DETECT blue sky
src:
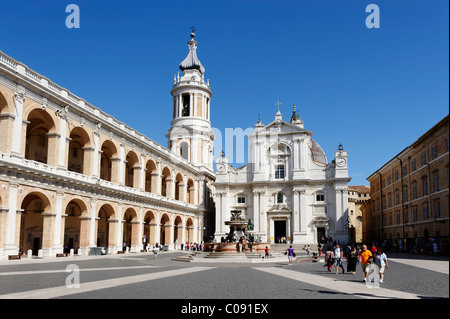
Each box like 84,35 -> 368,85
1,0 -> 448,186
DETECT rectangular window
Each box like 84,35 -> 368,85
432,145 -> 438,160
395,170 -> 399,181
433,175 -> 439,193
396,213 -> 400,225
412,159 -> 416,171
316,194 -> 325,202
446,137 -> 449,153
422,180 -> 428,196
412,184 -> 417,199
421,153 -> 426,166
413,207 -> 418,222
237,196 -> 245,204
275,165 -> 285,179
423,204 -> 428,220
395,193 -> 400,205
403,165 -> 407,176
434,201 -> 440,218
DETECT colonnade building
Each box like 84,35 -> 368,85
0,32 -> 215,259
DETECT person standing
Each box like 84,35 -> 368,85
318,243 -> 322,257
286,245 -> 295,265
359,245 -> 373,282
334,244 -> 345,274
325,248 -> 335,272
373,248 -> 389,283
346,245 -> 358,275
265,246 -> 270,259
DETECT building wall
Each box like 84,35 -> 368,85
365,115 -> 449,251
0,50 -> 215,259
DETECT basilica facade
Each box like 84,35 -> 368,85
214,107 -> 351,245
0,32 -> 215,259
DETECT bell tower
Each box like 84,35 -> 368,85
167,30 -> 214,169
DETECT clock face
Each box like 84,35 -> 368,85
336,157 -> 346,167
217,164 -> 225,173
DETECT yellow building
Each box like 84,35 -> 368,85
0,33 -> 215,259
365,115 -> 449,253
348,185 -> 370,244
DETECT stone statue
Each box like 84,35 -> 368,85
247,218 -> 254,231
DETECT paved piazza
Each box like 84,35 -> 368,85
0,250 -> 447,303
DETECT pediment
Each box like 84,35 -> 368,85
253,120 -> 312,136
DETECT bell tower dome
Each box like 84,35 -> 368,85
167,30 -> 214,169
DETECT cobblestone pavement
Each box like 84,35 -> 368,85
0,251 -> 448,301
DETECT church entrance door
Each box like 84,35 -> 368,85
274,220 -> 287,243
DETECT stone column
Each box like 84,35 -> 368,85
118,143 -> 125,185
11,91 -> 25,158
91,128 -> 100,178
110,157 -> 121,183
132,165 -> 141,189
42,212 -> 56,257
4,182 -> 19,255
53,191 -> 64,254
46,132 -> 61,167
57,107 -> 69,170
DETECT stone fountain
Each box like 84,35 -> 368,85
204,210 -> 270,254
224,210 -> 248,242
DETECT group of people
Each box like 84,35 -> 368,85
324,243 -> 389,283
181,242 -> 203,252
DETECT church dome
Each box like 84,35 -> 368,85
310,139 -> 327,166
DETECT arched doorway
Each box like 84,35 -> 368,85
174,216 -> 183,246
186,217 -> 194,244
97,204 -> 115,252
19,192 -> 52,255
143,211 -> 156,248
160,213 -> 170,246
122,208 -> 139,251
64,199 -> 88,254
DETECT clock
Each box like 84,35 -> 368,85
336,157 -> 346,167
217,164 -> 225,173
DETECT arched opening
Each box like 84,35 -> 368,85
125,151 -> 139,188
186,179 -> 195,204
100,141 -> 117,182
68,127 -> 91,175
161,167 -> 171,197
0,91 -> 12,153
160,213 -> 170,246
174,216 -> 183,245
25,109 -> 56,164
145,159 -> 157,193
179,141 -> 189,161
19,192 -> 51,255
175,173 -> 183,200
64,199 -> 88,254
123,208 -> 138,251
97,204 -> 115,249
143,211 -> 156,248
185,218 -> 194,244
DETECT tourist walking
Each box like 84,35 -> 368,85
333,244 -> 345,274
265,246 -> 269,259
346,245 -> 358,275
318,243 -> 322,257
373,248 -> 389,283
325,248 -> 335,272
286,245 -> 295,265
153,243 -> 160,259
359,245 -> 373,282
